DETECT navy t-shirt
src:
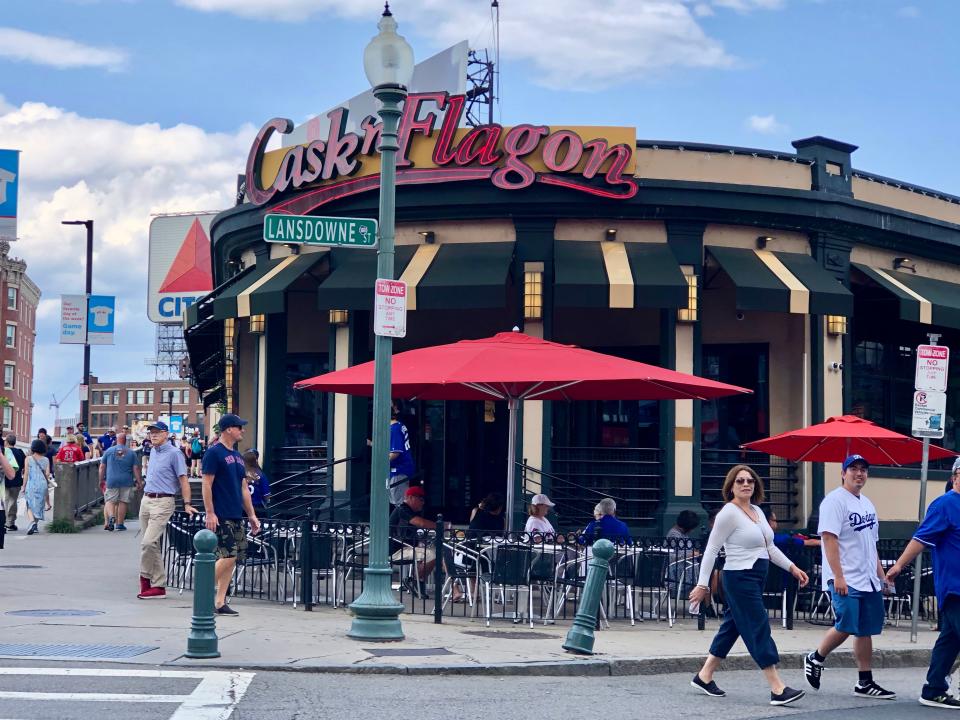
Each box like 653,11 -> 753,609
202,442 -> 246,520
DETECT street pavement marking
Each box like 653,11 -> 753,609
0,668 -> 254,719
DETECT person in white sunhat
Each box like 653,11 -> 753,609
524,493 -> 555,535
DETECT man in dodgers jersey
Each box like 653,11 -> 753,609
804,454 -> 895,700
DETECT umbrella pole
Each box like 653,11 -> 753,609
506,398 -> 519,533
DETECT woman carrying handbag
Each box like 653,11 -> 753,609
688,464 -> 809,706
24,439 -> 55,535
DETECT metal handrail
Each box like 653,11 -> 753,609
269,455 -> 360,502
517,461 -> 627,502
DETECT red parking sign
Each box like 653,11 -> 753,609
915,345 -> 950,392
374,279 -> 407,338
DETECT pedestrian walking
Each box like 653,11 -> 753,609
689,464 -> 809,706
202,413 -> 260,616
55,435 -> 86,464
37,429 -> 56,473
388,403 -> 415,506
23,440 -> 53,536
99,433 -> 141,532
884,457 -> 960,709
803,454 -> 896,700
3,434 -> 25,531
138,421 -> 196,600
190,431 -> 203,478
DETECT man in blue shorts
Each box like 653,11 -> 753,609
804,455 -> 895,700
886,457 -> 960,709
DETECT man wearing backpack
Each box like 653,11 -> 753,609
190,431 -> 203,478
3,434 -> 24,531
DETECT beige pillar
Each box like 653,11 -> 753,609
521,320 -> 544,492
333,325 -> 351,492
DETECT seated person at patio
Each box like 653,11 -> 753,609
582,498 -> 631,543
468,493 -> 505,535
524,494 -> 555,536
762,506 -> 820,549
667,509 -> 701,542
389,486 -> 460,601
666,509 -> 702,597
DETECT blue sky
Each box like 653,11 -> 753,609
0,0 -> 957,432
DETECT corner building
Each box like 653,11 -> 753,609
185,96 -> 960,535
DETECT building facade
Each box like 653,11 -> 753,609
185,95 -> 960,535
0,240 -> 39,439
83,376 -> 205,436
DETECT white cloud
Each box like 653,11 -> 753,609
898,5 -> 920,18
0,27 -> 128,71
746,113 -> 787,134
174,0 -> 785,90
0,98 -> 253,430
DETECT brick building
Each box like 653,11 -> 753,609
84,376 -> 205,436
0,241 -> 39,439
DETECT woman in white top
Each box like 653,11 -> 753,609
688,464 -> 809,707
524,493 -> 555,535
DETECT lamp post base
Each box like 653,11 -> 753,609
348,566 -> 405,641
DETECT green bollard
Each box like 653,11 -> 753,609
186,528 -> 220,659
563,539 -> 614,655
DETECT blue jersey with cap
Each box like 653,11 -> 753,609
202,442 -> 246,520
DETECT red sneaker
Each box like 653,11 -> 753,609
137,586 -> 166,600
139,576 -> 151,594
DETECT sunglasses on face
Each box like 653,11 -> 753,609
734,477 -> 755,485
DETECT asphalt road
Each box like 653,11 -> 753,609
0,661 -> 948,719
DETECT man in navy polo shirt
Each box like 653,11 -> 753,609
202,413 -> 260,616
886,457 -> 960,709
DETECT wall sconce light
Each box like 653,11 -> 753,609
894,257 -> 916,273
284,243 -> 301,255
329,309 -> 350,327
223,360 -> 234,413
223,317 -> 236,362
826,315 -> 848,336
756,235 -> 773,249
249,314 -> 265,335
524,270 -> 543,321
604,228 -> 617,242
418,231 -> 436,244
677,273 -> 698,323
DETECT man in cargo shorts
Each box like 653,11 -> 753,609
202,413 -> 260,616
99,432 -> 141,531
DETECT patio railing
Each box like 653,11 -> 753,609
161,512 -> 934,629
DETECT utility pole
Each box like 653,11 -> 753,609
62,220 -> 94,428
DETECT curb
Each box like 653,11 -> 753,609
164,647 -> 934,677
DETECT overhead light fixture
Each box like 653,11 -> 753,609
418,231 -> 435,244
605,228 -> 617,242
329,309 -> 350,327
826,315 -> 848,336
285,243 -> 301,255
894,257 -> 916,273
756,235 -> 773,249
249,314 -> 265,335
677,272 -> 698,323
524,269 -> 543,321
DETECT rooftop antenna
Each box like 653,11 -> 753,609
465,1 -> 500,126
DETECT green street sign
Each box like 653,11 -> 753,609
263,214 -> 378,248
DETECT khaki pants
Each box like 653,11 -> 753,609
4,485 -> 20,526
139,495 -> 175,587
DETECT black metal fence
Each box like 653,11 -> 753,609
162,512 -> 936,630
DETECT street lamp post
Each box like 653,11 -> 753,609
347,3 -> 414,641
62,219 -> 94,429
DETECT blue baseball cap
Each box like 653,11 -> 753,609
147,420 -> 169,432
842,454 -> 870,473
218,413 -> 248,431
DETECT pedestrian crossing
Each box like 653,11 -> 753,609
0,668 -> 254,719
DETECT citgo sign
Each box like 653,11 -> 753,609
147,213 -> 216,322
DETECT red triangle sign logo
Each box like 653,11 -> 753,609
159,218 -> 213,293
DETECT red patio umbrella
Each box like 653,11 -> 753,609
295,330 -> 751,529
742,414 -> 957,465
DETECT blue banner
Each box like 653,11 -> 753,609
0,149 -> 19,241
87,294 -> 116,345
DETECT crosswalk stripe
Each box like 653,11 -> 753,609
0,691 -> 187,702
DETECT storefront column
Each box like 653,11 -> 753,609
344,310 -> 372,521
254,330 -> 266,453
261,312 -> 286,481
327,315 -> 354,518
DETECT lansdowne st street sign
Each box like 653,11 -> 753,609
263,213 -> 377,248
245,92 -> 639,214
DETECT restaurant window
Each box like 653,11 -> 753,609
701,344 -> 770,451
6,287 -> 16,310
5,324 -> 14,348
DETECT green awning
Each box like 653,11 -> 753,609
212,262 -> 279,320
853,263 -> 960,329
554,241 -> 688,309
707,246 -> 853,316
317,243 -> 514,311
246,253 -> 327,316
184,315 -> 223,393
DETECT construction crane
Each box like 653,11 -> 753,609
50,382 -> 79,435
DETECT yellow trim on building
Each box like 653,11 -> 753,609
236,255 -> 298,317
873,267 -> 933,324
397,244 -> 441,311
601,241 -> 634,309
755,249 -> 809,314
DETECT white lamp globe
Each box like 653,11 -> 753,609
363,4 -> 415,89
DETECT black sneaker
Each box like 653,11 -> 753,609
215,603 -> 239,616
804,651 -> 824,690
920,693 -> 960,709
26,522 -> 38,536
5,524 -> 16,531
116,524 -> 127,531
854,680 -> 896,700
402,576 -> 421,598
106,516 -> 115,532
691,674 -> 726,697
771,687 -> 805,706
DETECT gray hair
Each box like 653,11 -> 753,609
953,457 -> 960,475
598,498 -> 617,516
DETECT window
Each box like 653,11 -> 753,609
165,389 -> 179,404
147,390 -> 155,405
113,390 -> 120,405
3,405 -> 11,428
3,365 -> 12,390
7,287 -> 16,310
4,324 -> 14,348
136,390 -> 146,405
126,390 -> 135,405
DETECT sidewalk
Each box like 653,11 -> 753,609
0,519 -> 939,676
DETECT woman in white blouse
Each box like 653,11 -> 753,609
688,464 -> 810,707
524,493 -> 555,535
